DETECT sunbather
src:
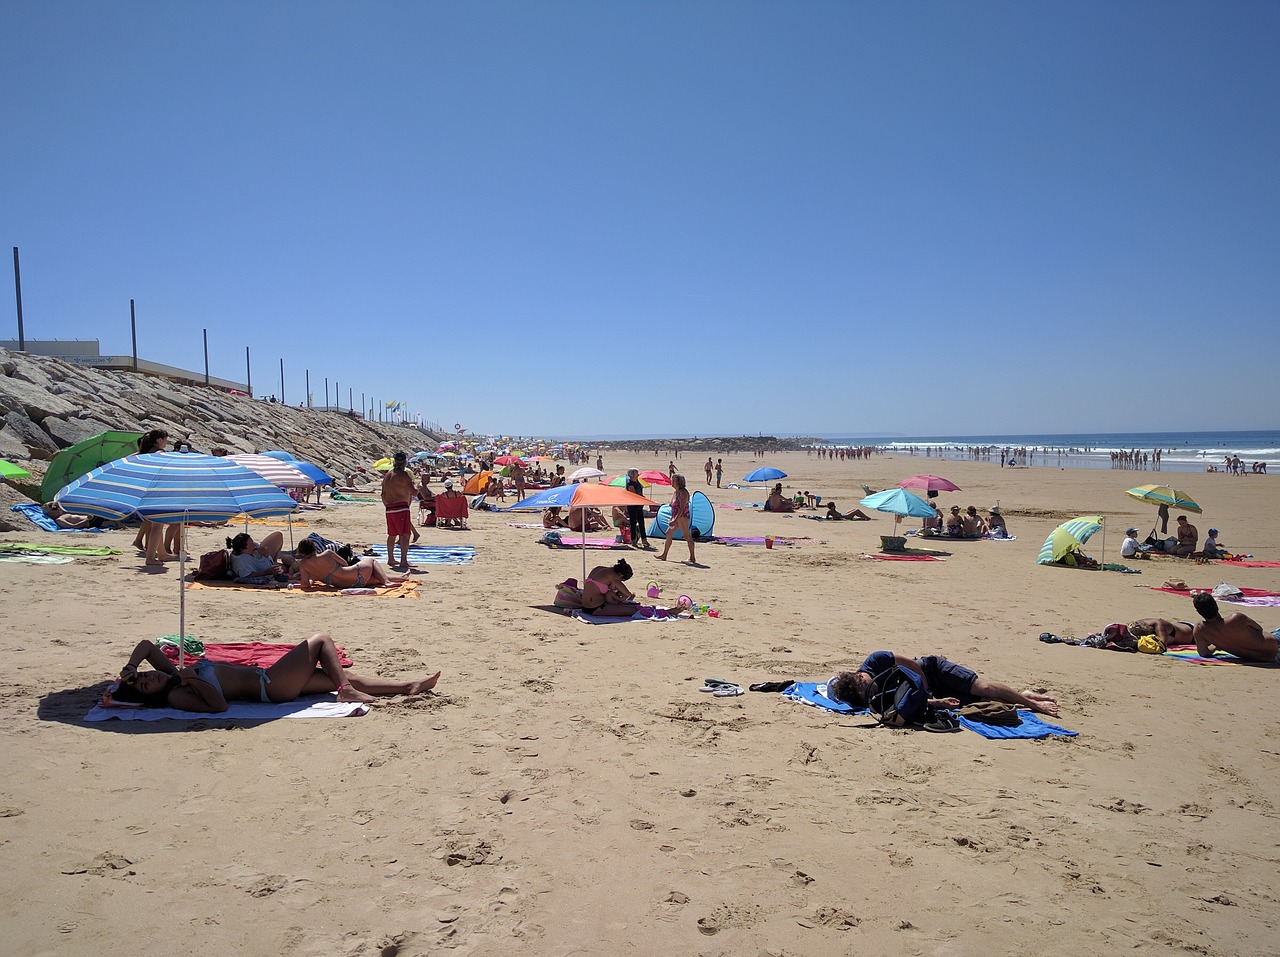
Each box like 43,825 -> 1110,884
41,501 -> 101,529
111,633 -> 440,712
1191,592 -> 1279,663
580,558 -> 639,616
824,501 -> 872,520
293,538 -> 405,588
763,483 -> 795,512
542,506 -> 568,529
1128,617 -> 1194,645
226,532 -> 294,582
826,651 -> 1060,717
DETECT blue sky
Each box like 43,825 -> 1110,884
3,2 -> 1277,438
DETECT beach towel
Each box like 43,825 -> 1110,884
9,503 -> 110,532
230,515 -> 308,527
780,683 -> 1078,737
0,554 -> 76,565
330,492 -> 378,503
539,536 -> 629,549
860,553 -> 944,561
1153,585 -> 1280,606
1219,560 -> 1280,568
708,535 -> 804,546
86,695 -> 369,722
569,608 -> 694,624
367,544 -> 475,565
188,579 -> 421,599
956,711 -> 1078,739
1162,643 -> 1279,667
712,504 -> 742,510
0,542 -> 120,556
506,522 -> 545,529
160,641 -> 353,668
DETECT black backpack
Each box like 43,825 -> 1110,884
867,665 -> 930,727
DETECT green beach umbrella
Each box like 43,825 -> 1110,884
1037,515 -> 1104,565
40,430 -> 144,502
0,459 -> 31,480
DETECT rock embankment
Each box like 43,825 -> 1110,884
0,348 -> 436,517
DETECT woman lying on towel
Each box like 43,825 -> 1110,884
293,538 -> 406,589
112,633 -> 440,711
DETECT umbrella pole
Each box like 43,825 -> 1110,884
178,514 -> 188,669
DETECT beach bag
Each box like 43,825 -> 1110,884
1212,582 -> 1244,601
867,666 -> 929,727
194,548 -> 231,581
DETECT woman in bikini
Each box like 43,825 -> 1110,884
111,634 -> 440,712
657,473 -> 696,563
293,538 -> 405,589
581,558 -> 640,616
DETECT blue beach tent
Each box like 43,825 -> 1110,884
649,490 -> 715,540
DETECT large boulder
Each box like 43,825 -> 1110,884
2,411 -> 60,459
0,373 -> 79,420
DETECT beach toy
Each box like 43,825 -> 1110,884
646,581 -> 660,598
676,595 -> 693,612
765,535 -> 775,549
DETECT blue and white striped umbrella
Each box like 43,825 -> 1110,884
56,452 -> 298,524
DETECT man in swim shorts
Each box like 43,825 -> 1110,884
381,451 -> 416,569
827,651 -> 1060,717
1191,592 -> 1279,663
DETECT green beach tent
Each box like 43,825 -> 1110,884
40,430 -> 143,503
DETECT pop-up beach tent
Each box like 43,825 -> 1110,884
648,490 -> 715,540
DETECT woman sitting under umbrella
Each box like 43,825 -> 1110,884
111,633 -> 440,711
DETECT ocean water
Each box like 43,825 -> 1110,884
813,430 -> 1280,474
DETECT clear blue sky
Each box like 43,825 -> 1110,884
4,2 -> 1277,438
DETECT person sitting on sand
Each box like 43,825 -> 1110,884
1128,617 -> 1194,646
944,505 -> 964,536
825,501 -> 872,521
920,503 -> 942,536
986,506 -> 1010,537
1199,528 -> 1225,560
543,506 -> 568,529
763,483 -> 795,512
581,558 -> 639,615
1174,515 -> 1199,557
226,532 -> 294,583
41,501 -> 101,529
566,506 -> 609,533
293,539 -> 406,589
1191,592 -> 1279,663
961,506 -> 986,537
110,633 -> 439,712
486,474 -> 507,503
826,651 -> 1060,718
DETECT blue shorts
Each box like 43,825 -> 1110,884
917,656 -> 978,700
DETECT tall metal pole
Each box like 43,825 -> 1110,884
305,370 -> 310,408
280,358 -> 285,404
12,247 -> 25,350
130,299 -> 138,370
361,392 -> 365,419
325,377 -> 329,408
349,387 -> 353,412
202,329 -> 210,385
245,346 -> 252,397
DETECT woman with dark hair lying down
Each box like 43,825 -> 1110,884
111,634 -> 440,711
293,538 -> 403,589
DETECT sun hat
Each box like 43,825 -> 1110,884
444,479 -> 453,487
989,505 -> 1001,514
1125,527 -> 1137,535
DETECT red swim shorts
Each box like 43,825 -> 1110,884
385,503 -> 412,536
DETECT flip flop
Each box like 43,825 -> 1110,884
1039,632 -> 1064,644
712,684 -> 744,697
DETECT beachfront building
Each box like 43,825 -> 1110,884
0,339 -> 250,395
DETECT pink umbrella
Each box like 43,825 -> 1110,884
638,470 -> 674,487
494,455 -> 527,467
897,474 -> 961,493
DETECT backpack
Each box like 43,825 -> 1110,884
194,548 -> 231,581
867,665 -> 929,727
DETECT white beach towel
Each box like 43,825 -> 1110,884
85,695 -> 369,722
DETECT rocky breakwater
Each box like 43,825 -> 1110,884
0,348 -> 437,523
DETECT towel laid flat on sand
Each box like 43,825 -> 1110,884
0,554 -> 75,564
188,579 -> 421,599
506,522 -> 545,529
1219,559 -> 1280,568
861,553 -> 945,561
569,609 -> 694,624
367,544 -> 475,564
86,696 -> 369,722
9,503 -> 110,532
0,542 -> 121,556
160,641 -> 353,668
540,536 -> 629,549
781,682 -> 1078,737
1162,644 -> 1278,667
709,535 -> 805,546
1153,585 -> 1280,607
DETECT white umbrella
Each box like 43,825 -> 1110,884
568,467 -> 606,482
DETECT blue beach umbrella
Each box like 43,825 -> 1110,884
260,449 -> 297,462
505,482 -> 657,579
744,467 -> 787,483
56,452 -> 298,664
860,487 -> 939,536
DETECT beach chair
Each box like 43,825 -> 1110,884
434,494 -> 469,529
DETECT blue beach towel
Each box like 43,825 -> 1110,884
10,502 -> 110,532
957,710 -> 1077,739
781,682 -> 1078,738
367,543 -> 475,565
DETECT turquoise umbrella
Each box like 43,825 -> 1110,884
860,487 -> 939,535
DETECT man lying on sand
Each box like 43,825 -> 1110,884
1191,593 -> 1280,663
827,651 -> 1060,717
1128,617 -> 1194,645
111,634 -> 440,712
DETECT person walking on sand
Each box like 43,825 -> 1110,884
704,457 -> 714,485
715,458 -> 723,488
657,473 -> 697,564
381,451 -> 417,569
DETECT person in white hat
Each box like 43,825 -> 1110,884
1121,527 -> 1142,558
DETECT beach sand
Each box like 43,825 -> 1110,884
1,452 -> 1277,955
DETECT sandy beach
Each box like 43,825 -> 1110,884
1,451 -> 1277,956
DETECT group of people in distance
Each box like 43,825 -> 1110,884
922,504 -> 1009,539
